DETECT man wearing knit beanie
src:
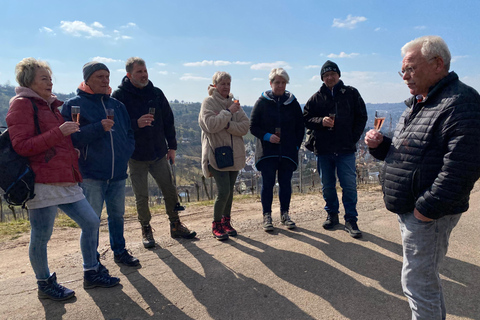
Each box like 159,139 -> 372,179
303,61 -> 367,239
61,61 -> 140,270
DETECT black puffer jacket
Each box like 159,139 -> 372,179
303,81 -> 367,155
250,90 -> 304,171
112,76 -> 177,161
370,72 -> 480,219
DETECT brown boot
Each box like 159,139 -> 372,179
141,224 -> 155,248
170,220 -> 196,239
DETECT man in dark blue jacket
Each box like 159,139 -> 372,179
304,61 -> 367,238
366,36 -> 480,319
62,62 -> 139,267
112,57 -> 196,249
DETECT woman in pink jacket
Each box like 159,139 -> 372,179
6,58 -> 119,301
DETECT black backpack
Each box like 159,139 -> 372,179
0,99 -> 40,207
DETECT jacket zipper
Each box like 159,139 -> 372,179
101,96 -> 115,180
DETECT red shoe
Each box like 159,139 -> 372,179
221,216 -> 237,236
212,221 -> 228,240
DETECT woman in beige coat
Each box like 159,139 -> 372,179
199,71 -> 249,240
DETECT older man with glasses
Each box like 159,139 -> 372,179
366,36 -> 480,319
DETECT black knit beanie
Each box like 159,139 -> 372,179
320,60 -> 341,80
83,61 -> 109,81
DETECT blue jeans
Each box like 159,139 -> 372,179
260,158 -> 295,214
208,165 -> 238,222
29,198 -> 100,279
398,212 -> 461,320
129,157 -> 179,224
80,179 -> 127,256
317,153 -> 358,222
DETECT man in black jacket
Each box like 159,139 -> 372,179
304,61 -> 367,238
366,36 -> 480,319
112,57 -> 196,248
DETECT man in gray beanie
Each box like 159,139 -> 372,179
303,60 -> 367,238
61,61 -> 140,269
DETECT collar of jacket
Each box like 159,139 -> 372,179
320,80 -> 345,97
261,90 -> 295,105
118,75 -> 154,95
404,71 -> 458,107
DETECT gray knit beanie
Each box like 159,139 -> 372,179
83,61 -> 109,81
320,60 -> 341,80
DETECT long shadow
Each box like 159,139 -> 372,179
40,295 -> 76,319
117,258 -> 194,320
156,242 -> 315,320
230,234 -> 410,319
365,231 -> 480,319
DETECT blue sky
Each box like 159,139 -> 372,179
1,0 -> 479,106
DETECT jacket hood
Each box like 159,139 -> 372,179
10,86 -> 62,108
78,81 -> 112,96
261,90 -> 296,105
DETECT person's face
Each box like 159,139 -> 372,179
127,63 -> 149,88
30,68 -> 53,100
322,71 -> 340,90
401,49 -> 440,97
270,75 -> 287,96
86,70 -> 110,94
215,78 -> 231,98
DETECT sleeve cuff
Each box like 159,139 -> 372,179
263,133 -> 272,141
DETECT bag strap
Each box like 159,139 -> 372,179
28,98 -> 41,134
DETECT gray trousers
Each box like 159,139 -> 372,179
398,211 -> 461,320
129,156 -> 179,224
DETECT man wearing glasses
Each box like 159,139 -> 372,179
365,36 -> 480,319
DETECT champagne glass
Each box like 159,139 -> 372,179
71,106 -> 80,124
374,110 -> 387,131
275,127 -> 281,138
149,107 -> 155,127
234,96 -> 239,104
328,113 -> 335,131
106,108 -> 115,131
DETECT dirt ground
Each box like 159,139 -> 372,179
0,184 -> 479,320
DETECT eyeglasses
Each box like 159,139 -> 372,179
398,57 -> 437,77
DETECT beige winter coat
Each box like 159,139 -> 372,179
199,86 -> 249,177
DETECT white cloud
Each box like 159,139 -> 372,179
91,56 -> 123,64
156,62 -> 167,67
305,65 -> 321,69
310,75 -> 322,81
332,15 -> 367,29
250,61 -> 291,70
180,73 -> 209,81
91,22 -> 105,29
116,69 -> 125,73
414,26 -> 426,30
183,60 -> 250,67
252,78 -> 264,81
121,22 -> 137,28
40,27 -> 56,35
327,52 -> 359,59
451,55 -> 469,63
60,20 -> 107,38
158,71 -> 168,75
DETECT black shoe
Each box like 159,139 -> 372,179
141,224 -> 156,248
37,272 -> 75,301
323,214 -> 339,230
345,220 -> 362,238
170,220 -> 197,239
263,213 -> 274,232
114,250 -> 140,267
174,202 -> 185,211
281,211 -> 296,229
84,269 -> 120,289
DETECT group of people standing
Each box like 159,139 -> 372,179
5,35 -> 480,320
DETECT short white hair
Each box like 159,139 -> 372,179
401,35 -> 451,71
269,68 -> 289,83
212,71 -> 231,85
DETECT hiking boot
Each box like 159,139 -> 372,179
170,220 -> 197,239
37,272 -> 75,301
281,211 -> 296,229
174,202 -> 186,211
114,250 -> 140,267
221,216 -> 237,236
263,213 -> 274,232
323,213 -> 339,230
212,221 -> 228,240
345,221 -> 362,238
141,224 -> 156,248
84,268 -> 120,289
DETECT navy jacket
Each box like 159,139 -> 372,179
112,76 -> 177,161
62,88 -> 135,181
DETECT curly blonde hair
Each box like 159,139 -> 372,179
15,57 -> 52,88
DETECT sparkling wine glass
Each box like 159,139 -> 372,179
149,107 -> 155,127
106,108 -> 115,131
71,106 -> 80,124
328,113 -> 335,131
374,110 -> 387,131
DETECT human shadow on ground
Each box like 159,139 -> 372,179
40,294 -> 76,320
156,242 -> 315,320
366,232 -> 480,319
229,234 -> 410,319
